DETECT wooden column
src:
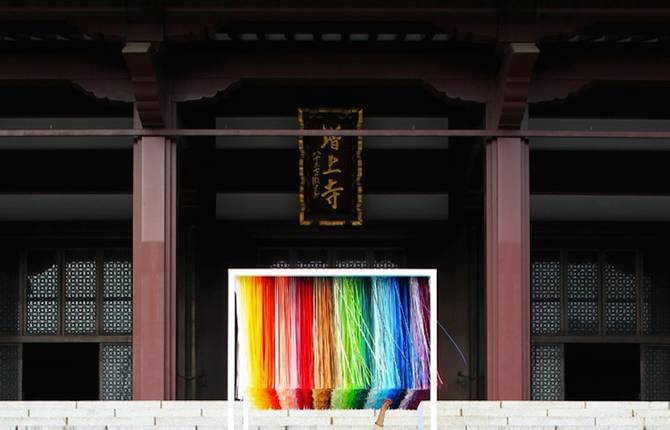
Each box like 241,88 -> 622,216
125,37 -> 177,400
485,137 -> 530,400
484,41 -> 537,400
132,136 -> 177,400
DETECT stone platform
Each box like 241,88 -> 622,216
1,401 -> 670,429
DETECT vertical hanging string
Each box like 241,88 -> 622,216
238,276 -> 280,409
262,276 -> 280,408
275,277 -> 293,408
365,276 -> 405,408
286,277 -> 299,408
332,277 -> 373,408
357,277 -> 373,408
237,276 -> 260,407
331,276 -> 346,409
397,277 -> 412,392
400,277 -> 431,409
295,277 -> 314,409
313,277 -> 336,409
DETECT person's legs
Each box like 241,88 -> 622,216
374,398 -> 393,428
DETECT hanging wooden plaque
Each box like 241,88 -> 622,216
298,108 -> 363,226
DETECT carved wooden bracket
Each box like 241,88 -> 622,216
123,42 -> 165,128
488,42 -> 539,129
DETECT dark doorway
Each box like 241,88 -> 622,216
22,343 -> 99,400
565,343 -> 640,400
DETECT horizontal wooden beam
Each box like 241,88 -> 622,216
533,335 -> 670,344
3,128 -> 670,139
0,335 -> 131,343
3,5 -> 670,15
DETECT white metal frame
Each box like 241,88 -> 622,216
227,268 -> 437,430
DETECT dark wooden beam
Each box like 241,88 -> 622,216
169,51 -> 493,102
0,53 -> 132,102
6,128 -> 670,138
488,43 -> 539,130
529,48 -> 670,103
123,42 -> 165,128
6,4 -> 670,45
0,335 -> 131,343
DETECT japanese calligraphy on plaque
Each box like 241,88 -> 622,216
298,108 -> 363,226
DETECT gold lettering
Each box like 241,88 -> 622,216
311,150 -> 322,197
322,154 -> 341,175
321,125 -> 342,150
321,178 -> 344,210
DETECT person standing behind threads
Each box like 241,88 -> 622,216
374,399 -> 393,428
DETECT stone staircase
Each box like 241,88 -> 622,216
1,400 -> 670,429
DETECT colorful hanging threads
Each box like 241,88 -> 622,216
295,277 -> 314,409
365,276 -> 406,408
237,276 -> 280,409
400,277 -> 431,409
331,277 -> 372,409
236,275 -> 432,410
275,277 -> 295,408
313,277 -> 336,409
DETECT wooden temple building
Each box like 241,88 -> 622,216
0,0 -> 669,403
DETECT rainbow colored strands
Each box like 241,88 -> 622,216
236,275 -> 432,410
313,277 -> 336,409
365,276 -> 408,408
237,276 -> 280,409
331,277 -> 372,409
401,277 -> 431,409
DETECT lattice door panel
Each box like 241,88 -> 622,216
0,345 -> 19,400
101,343 -> 132,400
259,249 -> 291,268
261,247 -> 405,269
531,344 -> 563,400
26,251 -> 60,335
531,252 -> 561,335
103,251 -> 132,335
604,252 -> 637,335
566,252 -> 600,335
642,251 -> 670,336
0,252 -> 19,335
334,249 -> 367,268
295,249 -> 329,268
643,345 -> 670,400
64,251 -> 98,335
372,249 -> 403,268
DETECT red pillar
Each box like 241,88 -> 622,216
485,137 -> 530,400
132,136 -> 177,400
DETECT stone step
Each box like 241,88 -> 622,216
0,401 -> 667,430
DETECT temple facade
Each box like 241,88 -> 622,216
0,0 -> 669,404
